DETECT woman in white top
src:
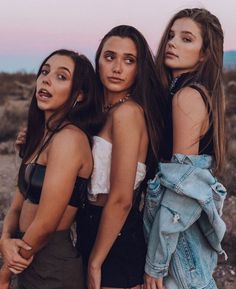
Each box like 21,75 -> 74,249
76,25 -> 165,289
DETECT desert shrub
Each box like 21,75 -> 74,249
221,78 -> 236,196
223,69 -> 236,84
0,72 -> 35,112
0,100 -> 29,141
0,72 -> 35,98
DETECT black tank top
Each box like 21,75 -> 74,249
17,129 -> 89,207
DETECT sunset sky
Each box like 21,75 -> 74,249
1,0 -> 235,72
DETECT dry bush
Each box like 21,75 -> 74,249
0,72 -> 35,99
0,100 -> 29,141
0,73 -> 35,110
222,78 -> 236,196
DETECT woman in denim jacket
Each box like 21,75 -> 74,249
144,8 -> 227,289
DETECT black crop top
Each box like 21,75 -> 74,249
18,163 -> 89,207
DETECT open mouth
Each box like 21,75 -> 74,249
37,88 -> 52,99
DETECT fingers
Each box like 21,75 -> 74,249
15,127 -> 27,151
8,256 -> 33,275
8,266 -> 24,274
15,131 -> 26,144
144,274 -> 165,289
8,255 -> 33,268
15,239 -> 32,251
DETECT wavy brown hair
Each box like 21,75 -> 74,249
156,8 -> 225,174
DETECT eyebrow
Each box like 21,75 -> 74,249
181,31 -> 196,38
42,63 -> 72,75
104,50 -> 137,58
170,29 -> 196,38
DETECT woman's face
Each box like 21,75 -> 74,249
36,54 -> 75,119
164,17 -> 204,78
98,36 -> 138,96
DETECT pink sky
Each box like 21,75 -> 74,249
1,0 -> 235,72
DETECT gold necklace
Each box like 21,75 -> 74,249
104,94 -> 130,112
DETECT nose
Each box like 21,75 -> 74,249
112,59 -> 122,74
42,74 -> 51,85
167,37 -> 176,49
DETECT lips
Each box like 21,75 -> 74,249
107,77 -> 124,83
37,88 -> 52,99
165,51 -> 178,58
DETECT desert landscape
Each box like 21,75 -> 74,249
0,71 -> 236,288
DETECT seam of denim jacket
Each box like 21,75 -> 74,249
145,259 -> 169,278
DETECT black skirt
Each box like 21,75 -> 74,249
18,230 -> 84,289
76,203 -> 146,288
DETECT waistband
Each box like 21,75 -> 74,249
16,229 -> 71,241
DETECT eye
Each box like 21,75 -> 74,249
41,69 -> 48,75
183,37 -> 192,43
105,55 -> 114,61
125,58 -> 136,64
168,32 -> 174,40
57,74 -> 67,80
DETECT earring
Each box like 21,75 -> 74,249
73,100 -> 79,108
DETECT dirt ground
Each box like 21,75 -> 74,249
0,153 -> 235,289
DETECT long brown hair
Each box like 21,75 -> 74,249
20,49 -> 105,163
95,25 -> 166,177
156,8 -> 225,174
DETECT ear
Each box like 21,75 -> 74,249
199,51 -> 205,62
76,91 -> 84,102
199,48 -> 209,63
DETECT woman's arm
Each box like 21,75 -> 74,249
0,263 -> 12,289
88,103 -> 146,289
19,128 -> 87,259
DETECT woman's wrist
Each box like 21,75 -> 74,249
88,254 -> 103,269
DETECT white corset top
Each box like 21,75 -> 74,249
88,136 -> 146,201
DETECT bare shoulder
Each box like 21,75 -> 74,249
173,86 -> 208,116
49,124 -> 90,154
112,100 -> 145,123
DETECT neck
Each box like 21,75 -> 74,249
104,91 -> 130,112
104,90 -> 130,106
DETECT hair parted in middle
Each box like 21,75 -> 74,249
95,25 -> 166,167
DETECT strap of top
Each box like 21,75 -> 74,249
25,122 -> 73,197
33,122 -> 72,164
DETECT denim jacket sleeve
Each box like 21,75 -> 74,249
144,184 -> 202,278
144,154 -> 227,279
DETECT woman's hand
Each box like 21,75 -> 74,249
87,262 -> 101,289
144,273 -> 165,289
15,127 -> 27,152
0,238 -> 33,273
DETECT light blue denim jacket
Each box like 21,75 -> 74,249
143,154 -> 227,289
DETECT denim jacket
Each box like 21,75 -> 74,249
143,154 -> 227,289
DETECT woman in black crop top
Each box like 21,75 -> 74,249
0,49 -> 104,289
144,8 -> 226,289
